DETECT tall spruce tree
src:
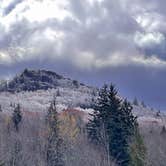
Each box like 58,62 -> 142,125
12,104 -> 22,132
87,84 -> 109,145
46,95 -> 64,166
87,84 -> 137,166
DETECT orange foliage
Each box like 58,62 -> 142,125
59,108 -> 85,140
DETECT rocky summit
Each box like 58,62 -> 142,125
0,69 -> 88,92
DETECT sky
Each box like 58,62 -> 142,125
0,0 -> 166,110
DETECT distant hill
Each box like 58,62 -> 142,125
0,69 -> 93,92
0,69 -> 98,112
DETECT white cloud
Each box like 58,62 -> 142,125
0,0 -> 166,70
97,54 -> 166,69
44,28 -> 65,41
0,0 -> 72,29
22,0 -> 71,22
134,32 -> 165,48
71,51 -> 166,69
0,0 -> 14,9
0,51 -> 12,64
132,55 -> 166,68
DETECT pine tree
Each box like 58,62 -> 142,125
57,89 -> 61,96
119,99 -> 138,165
106,87 -> 137,165
87,84 -> 137,166
87,84 -> 109,145
12,104 -> 22,132
10,104 -> 23,165
141,101 -> 146,108
73,80 -> 79,88
0,105 -> 2,112
46,96 -> 64,166
133,97 -> 138,106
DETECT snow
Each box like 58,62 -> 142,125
0,86 -> 95,113
0,68 -> 165,126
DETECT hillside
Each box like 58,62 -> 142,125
0,69 -> 97,112
0,69 -> 166,166
0,69 -> 164,120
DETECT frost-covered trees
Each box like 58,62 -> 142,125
46,96 -> 64,166
87,84 -> 138,166
73,80 -> 79,88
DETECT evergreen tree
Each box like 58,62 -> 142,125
12,104 -> 22,132
0,105 -> 2,112
87,84 -> 137,166
161,125 -> 166,135
87,84 -> 109,145
150,107 -> 154,111
73,80 -> 79,88
57,89 -> 61,96
141,101 -> 146,108
129,128 -> 146,166
10,104 -> 23,166
156,110 -> 161,117
46,96 -> 64,166
133,97 -> 138,106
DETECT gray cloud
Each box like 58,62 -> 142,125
0,0 -> 166,110
2,0 -> 22,16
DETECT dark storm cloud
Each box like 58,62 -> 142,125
0,0 -> 166,110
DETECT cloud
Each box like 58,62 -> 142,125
134,32 -> 165,48
0,51 -> 12,64
73,51 -> 166,69
1,0 -> 166,69
0,0 -> 166,109
2,0 -> 22,16
0,0 -> 136,67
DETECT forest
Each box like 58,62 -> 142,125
0,84 -> 165,166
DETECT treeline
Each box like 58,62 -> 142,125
0,84 -> 147,166
133,97 -> 147,108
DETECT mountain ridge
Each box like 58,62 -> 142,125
0,68 -> 93,93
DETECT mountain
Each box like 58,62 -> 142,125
0,69 -> 164,119
0,69 -> 92,92
0,69 -> 97,112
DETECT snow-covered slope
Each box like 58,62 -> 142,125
132,105 -> 166,125
0,69 -> 97,113
0,69 -> 165,126
0,87 -> 95,113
